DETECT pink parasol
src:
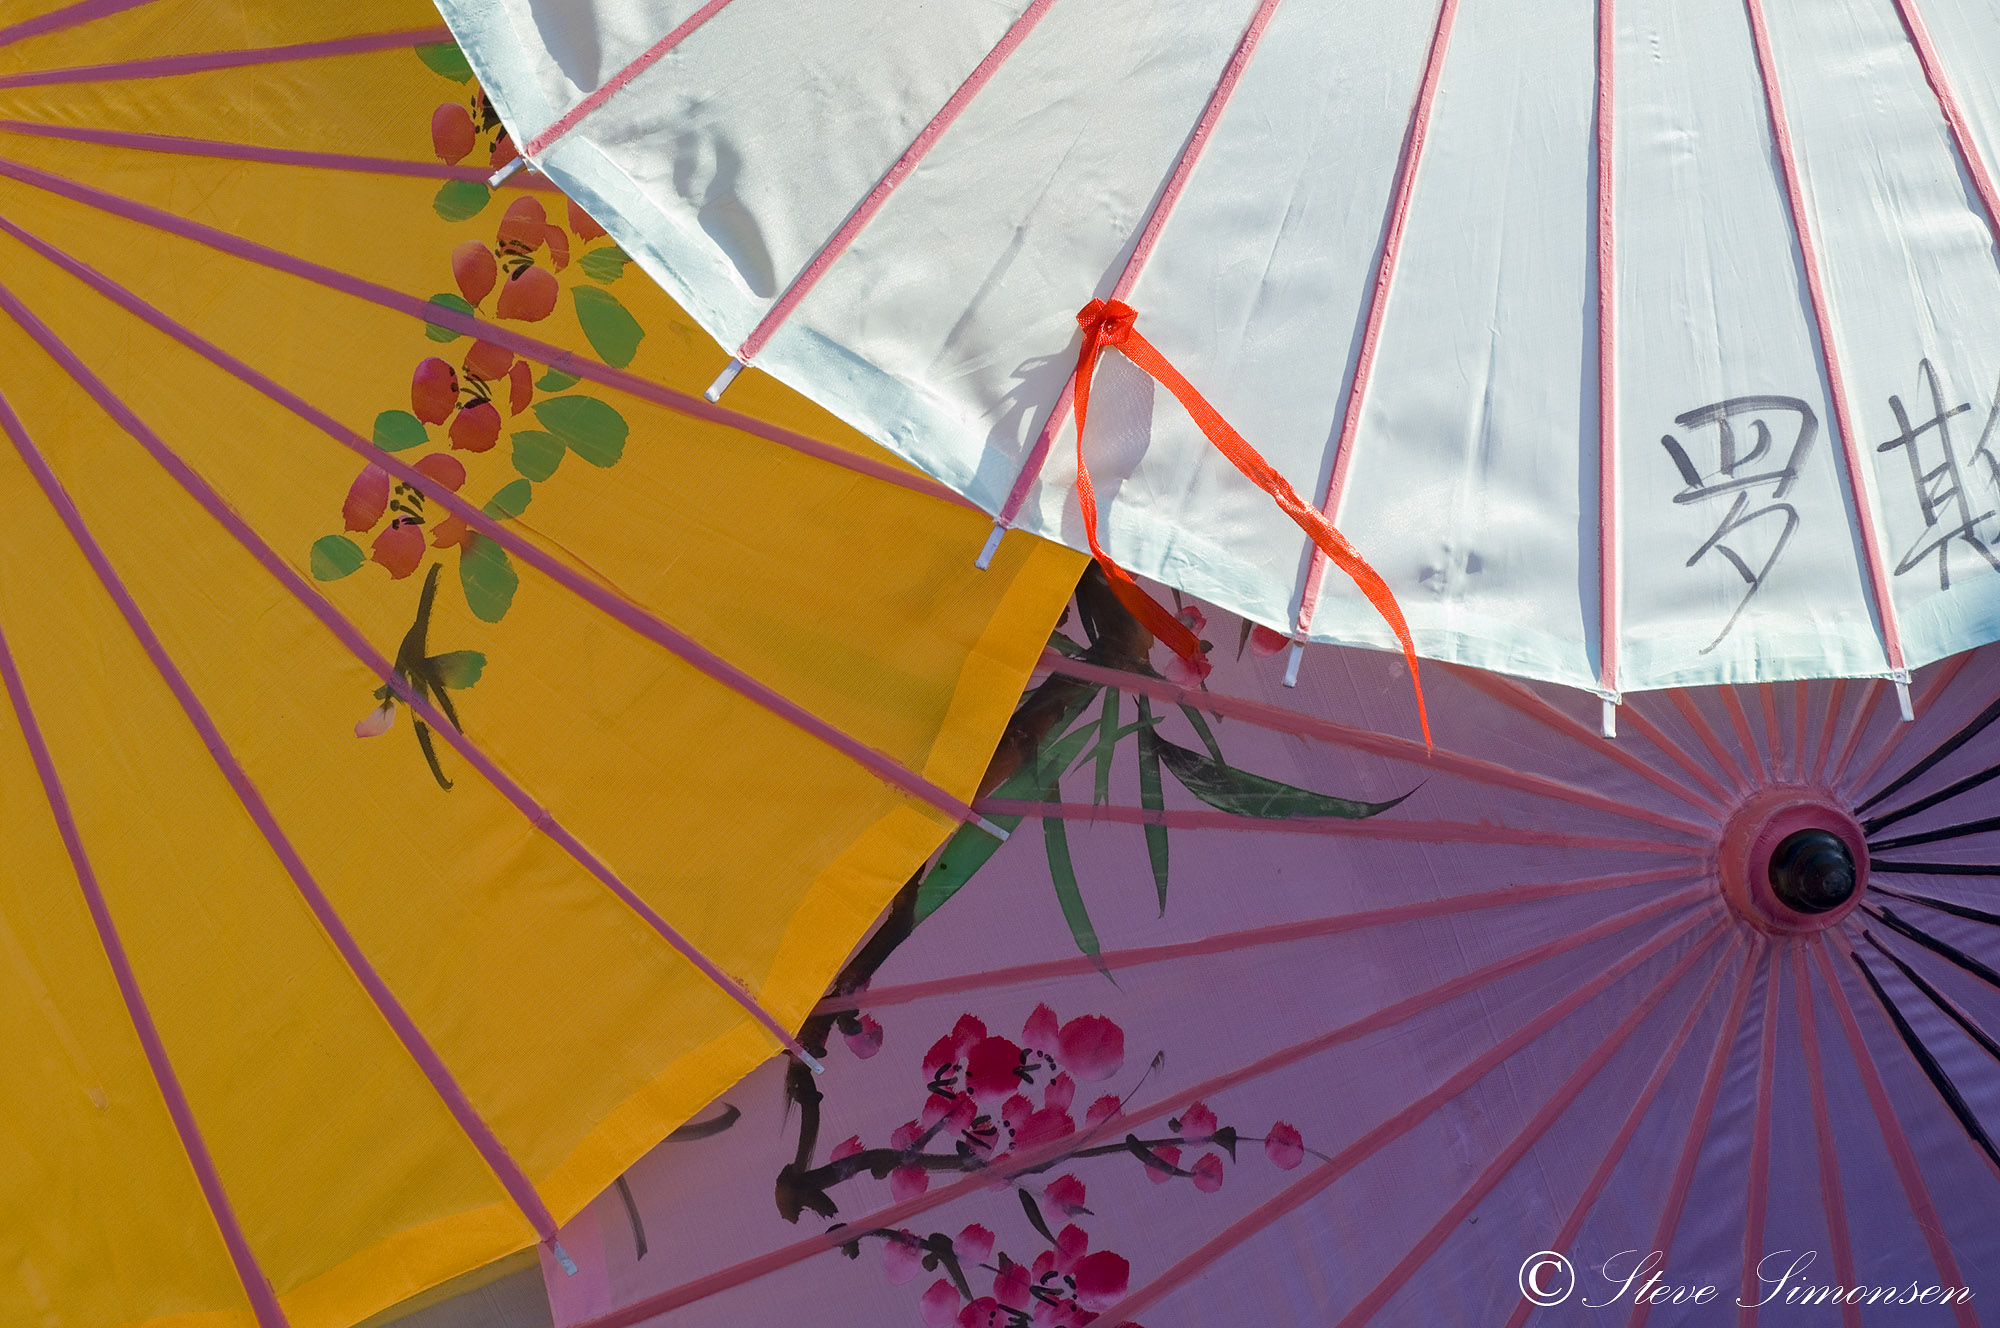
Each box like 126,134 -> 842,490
508,571 -> 2000,1327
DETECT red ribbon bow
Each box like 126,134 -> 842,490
1069,298 -> 1430,744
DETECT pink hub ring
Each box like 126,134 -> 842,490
1717,789 -> 1868,935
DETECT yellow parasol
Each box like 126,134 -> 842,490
0,3 -> 1080,1326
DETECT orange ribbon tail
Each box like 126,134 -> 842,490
1069,298 -> 1430,745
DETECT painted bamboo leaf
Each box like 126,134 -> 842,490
913,689 -> 1100,923
571,286 -> 644,368
1093,688 -> 1119,806
1180,703 -> 1225,763
1136,696 -> 1169,913
1043,789 -> 1105,973
536,368 -> 580,391
1154,737 -> 1409,819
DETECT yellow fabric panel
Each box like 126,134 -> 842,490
0,716 -> 249,1328
0,4 -> 1087,1328
2,2 -> 450,78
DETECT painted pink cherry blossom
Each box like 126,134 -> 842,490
1041,1224 -> 1088,1276
830,1135 -> 863,1162
1177,1101 -> 1217,1138
924,1015 -> 988,1081
843,1014 -> 883,1059
1249,623 -> 1290,656
956,1224 -> 995,1264
451,240 -> 497,305
921,1090 -> 978,1140
1162,650 -> 1212,688
354,700 -> 395,738
343,466 -> 390,532
1056,1014 -> 1123,1081
410,357 -> 457,425
881,1231 -> 924,1285
1189,1153 -> 1224,1193
370,522 -> 425,578
411,453 -> 467,493
1026,1226 -> 1131,1324
994,1261 -> 1031,1310
889,1120 -> 930,1199
1264,1121 -> 1305,1170
1071,1249 -> 1132,1309
956,1297 -> 1007,1328
1084,1095 -> 1121,1129
1145,1144 -> 1180,1184
965,1034 -> 1026,1102
1044,1073 -> 1076,1114
1022,1003 -> 1060,1054
920,1280 -> 962,1328
1044,1174 -> 1088,1217
1001,1093 -> 1075,1151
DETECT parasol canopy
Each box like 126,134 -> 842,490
0,4 -> 1080,1326
442,0 -> 2000,716
528,576 -> 2000,1327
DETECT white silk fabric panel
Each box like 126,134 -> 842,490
440,0 -> 2000,695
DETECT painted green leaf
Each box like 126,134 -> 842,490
432,180 -> 490,222
482,478 -> 533,520
1154,736 -> 1410,819
309,535 -> 365,581
1092,688 -> 1119,806
912,686 -> 1100,924
914,819 -> 1019,924
571,286 -> 644,368
579,247 -> 630,282
458,535 -> 518,623
511,430 -> 563,481
1180,703 -> 1225,763
428,650 -> 486,689
424,292 -> 476,341
1136,696 -> 1170,913
534,394 -> 628,467
415,42 -> 474,82
372,410 -> 429,451
1017,1190 -> 1058,1246
1043,794 -> 1105,972
536,368 -> 580,391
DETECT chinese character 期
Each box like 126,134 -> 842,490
1877,358 -> 2000,591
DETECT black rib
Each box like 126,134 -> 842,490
1850,945 -> 2000,1170
1870,860 -> 2000,876
1863,760 -> 2000,835
1866,906 -> 2000,992
1870,813 -> 2000,853
1863,932 -> 2000,1065
1872,885 -> 2000,930
1858,692 -> 2000,812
